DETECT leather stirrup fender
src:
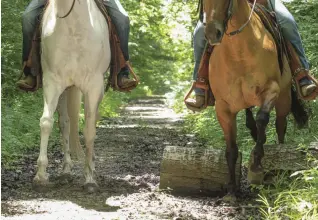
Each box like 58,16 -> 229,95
184,44 -> 215,111
286,41 -> 318,100
94,0 -> 139,93
17,26 -> 42,92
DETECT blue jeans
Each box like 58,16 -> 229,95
192,0 -> 310,95
267,0 -> 309,69
22,0 -> 130,63
192,21 -> 206,96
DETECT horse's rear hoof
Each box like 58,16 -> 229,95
57,173 -> 73,185
247,169 -> 264,185
84,182 -> 99,193
32,179 -> 53,192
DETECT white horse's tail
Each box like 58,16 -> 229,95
67,86 -> 85,160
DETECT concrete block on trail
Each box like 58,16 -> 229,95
159,146 -> 242,196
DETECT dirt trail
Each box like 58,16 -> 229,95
1,96 -> 259,220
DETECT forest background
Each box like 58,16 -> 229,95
1,0 -> 317,218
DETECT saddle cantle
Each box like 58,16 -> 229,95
17,0 -> 138,93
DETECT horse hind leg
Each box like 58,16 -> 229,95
82,76 -> 104,193
245,108 -> 257,142
57,90 -> 73,181
275,87 -> 292,144
67,86 -> 84,160
249,82 -> 280,184
34,80 -> 64,188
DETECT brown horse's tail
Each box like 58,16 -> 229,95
291,87 -> 309,129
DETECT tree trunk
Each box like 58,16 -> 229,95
160,143 -> 318,196
159,146 -> 242,196
249,143 -> 318,172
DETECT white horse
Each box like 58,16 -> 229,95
33,0 -> 110,192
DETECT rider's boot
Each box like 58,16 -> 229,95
117,66 -> 137,89
298,74 -> 317,98
185,94 -> 205,109
16,63 -> 36,89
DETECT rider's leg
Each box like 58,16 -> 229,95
185,21 -> 207,108
103,0 -> 135,88
268,0 -> 316,97
17,0 -> 47,89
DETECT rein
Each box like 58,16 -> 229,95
225,0 -> 257,36
57,0 -> 76,18
200,0 -> 257,36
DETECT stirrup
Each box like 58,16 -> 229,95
17,62 -> 42,92
293,68 -> 318,101
184,79 -> 214,112
107,62 -> 139,93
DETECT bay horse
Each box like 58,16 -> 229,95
201,0 -> 309,198
33,0 -> 110,192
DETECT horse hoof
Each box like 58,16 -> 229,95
57,173 -> 73,185
32,178 -> 52,192
84,182 -> 99,193
222,193 -> 237,204
263,174 -> 275,185
250,163 -> 263,173
247,169 -> 264,185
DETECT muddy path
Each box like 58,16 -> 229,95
1,96 -> 260,220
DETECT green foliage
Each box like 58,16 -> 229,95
1,92 -> 60,166
1,0 -> 29,101
1,0 -> 54,166
287,0 -> 318,78
121,0 -> 197,94
256,168 -> 318,219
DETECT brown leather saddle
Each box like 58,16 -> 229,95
18,0 -> 138,93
